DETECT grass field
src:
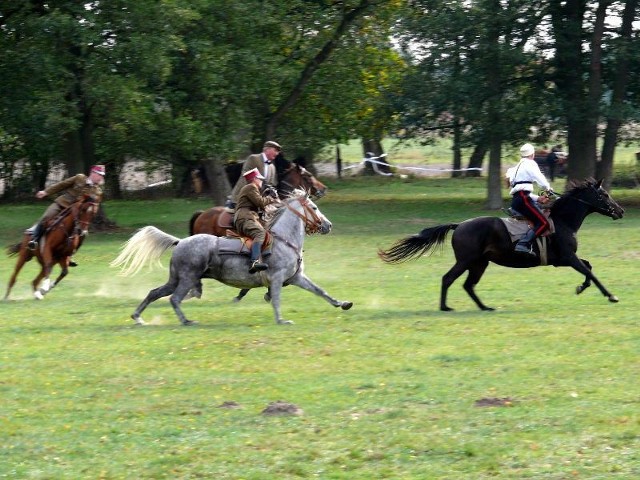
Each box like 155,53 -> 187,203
1,177 -> 639,479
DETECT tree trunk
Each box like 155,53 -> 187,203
361,138 -> 387,175
467,143 -> 488,178
550,0 -> 606,183
597,0 -> 638,189
203,156 -> 231,206
451,118 -> 462,178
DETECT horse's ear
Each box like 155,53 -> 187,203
596,179 -> 603,189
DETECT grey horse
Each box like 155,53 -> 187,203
111,192 -> 353,325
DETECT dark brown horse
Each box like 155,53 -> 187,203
379,179 -> 624,311
4,196 -> 100,300
189,162 -> 327,236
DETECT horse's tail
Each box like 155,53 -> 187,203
189,211 -> 203,236
378,224 -> 458,264
110,226 -> 181,276
6,242 -> 22,257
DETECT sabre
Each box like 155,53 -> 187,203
147,179 -> 172,188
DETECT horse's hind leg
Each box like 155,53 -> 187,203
462,260 -> 492,311
4,253 -> 29,300
131,283 -> 176,325
440,262 -> 468,311
169,281 -> 199,326
233,288 -> 250,303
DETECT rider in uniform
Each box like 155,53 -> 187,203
27,165 -> 105,257
226,140 -> 280,208
233,167 -> 279,273
506,144 -> 554,256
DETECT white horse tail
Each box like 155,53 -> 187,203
111,226 -> 181,277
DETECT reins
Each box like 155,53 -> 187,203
558,188 -> 616,217
285,196 -> 324,234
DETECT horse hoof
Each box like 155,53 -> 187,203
481,306 -> 495,312
608,295 -> 619,303
233,296 -> 242,303
131,314 -> 145,326
340,302 -> 353,310
576,286 -> 585,294
277,319 -> 294,325
182,320 -> 198,326
34,291 -> 44,300
440,306 -> 454,312
264,293 -> 271,303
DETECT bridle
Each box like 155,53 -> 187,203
565,186 -> 619,218
285,196 -> 325,234
74,201 -> 98,235
278,164 -> 323,199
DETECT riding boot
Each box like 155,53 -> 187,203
514,229 -> 536,256
27,223 -> 43,251
248,242 -> 268,273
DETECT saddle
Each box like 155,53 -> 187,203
500,210 -> 554,265
501,208 -> 555,242
217,231 -> 273,257
217,208 -> 235,232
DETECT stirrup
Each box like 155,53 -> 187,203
249,260 -> 268,274
514,244 -> 535,256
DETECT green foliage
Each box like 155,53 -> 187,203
1,179 -> 639,478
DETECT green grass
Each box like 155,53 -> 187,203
1,178 -> 639,479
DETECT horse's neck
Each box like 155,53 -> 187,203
48,209 -> 76,232
551,199 -> 591,233
271,206 -> 305,248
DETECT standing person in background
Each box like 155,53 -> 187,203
506,144 -> 554,256
545,145 -> 563,182
226,141 -> 281,208
26,165 -> 105,263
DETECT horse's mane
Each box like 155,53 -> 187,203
265,189 -> 308,229
550,178 -> 598,212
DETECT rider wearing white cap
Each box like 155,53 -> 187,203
506,144 -> 554,256
233,167 -> 279,273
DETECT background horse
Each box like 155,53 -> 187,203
189,161 -> 327,237
379,179 -> 624,311
112,192 -> 352,325
4,196 -> 100,300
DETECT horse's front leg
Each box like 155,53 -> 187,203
288,274 -> 353,311
32,264 -> 53,300
568,256 -> 618,302
267,281 -> 292,325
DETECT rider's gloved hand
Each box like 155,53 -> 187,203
263,186 -> 278,198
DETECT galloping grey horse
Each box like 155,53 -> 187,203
111,192 -> 352,325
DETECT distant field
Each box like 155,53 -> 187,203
317,138 -> 640,168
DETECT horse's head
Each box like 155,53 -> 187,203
281,190 -> 332,235
562,178 -> 624,220
278,163 -> 327,199
75,195 -> 100,235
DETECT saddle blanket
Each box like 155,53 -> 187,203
217,235 -> 272,257
500,216 -> 554,242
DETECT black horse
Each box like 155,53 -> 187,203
224,153 -> 301,187
378,179 -> 625,311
